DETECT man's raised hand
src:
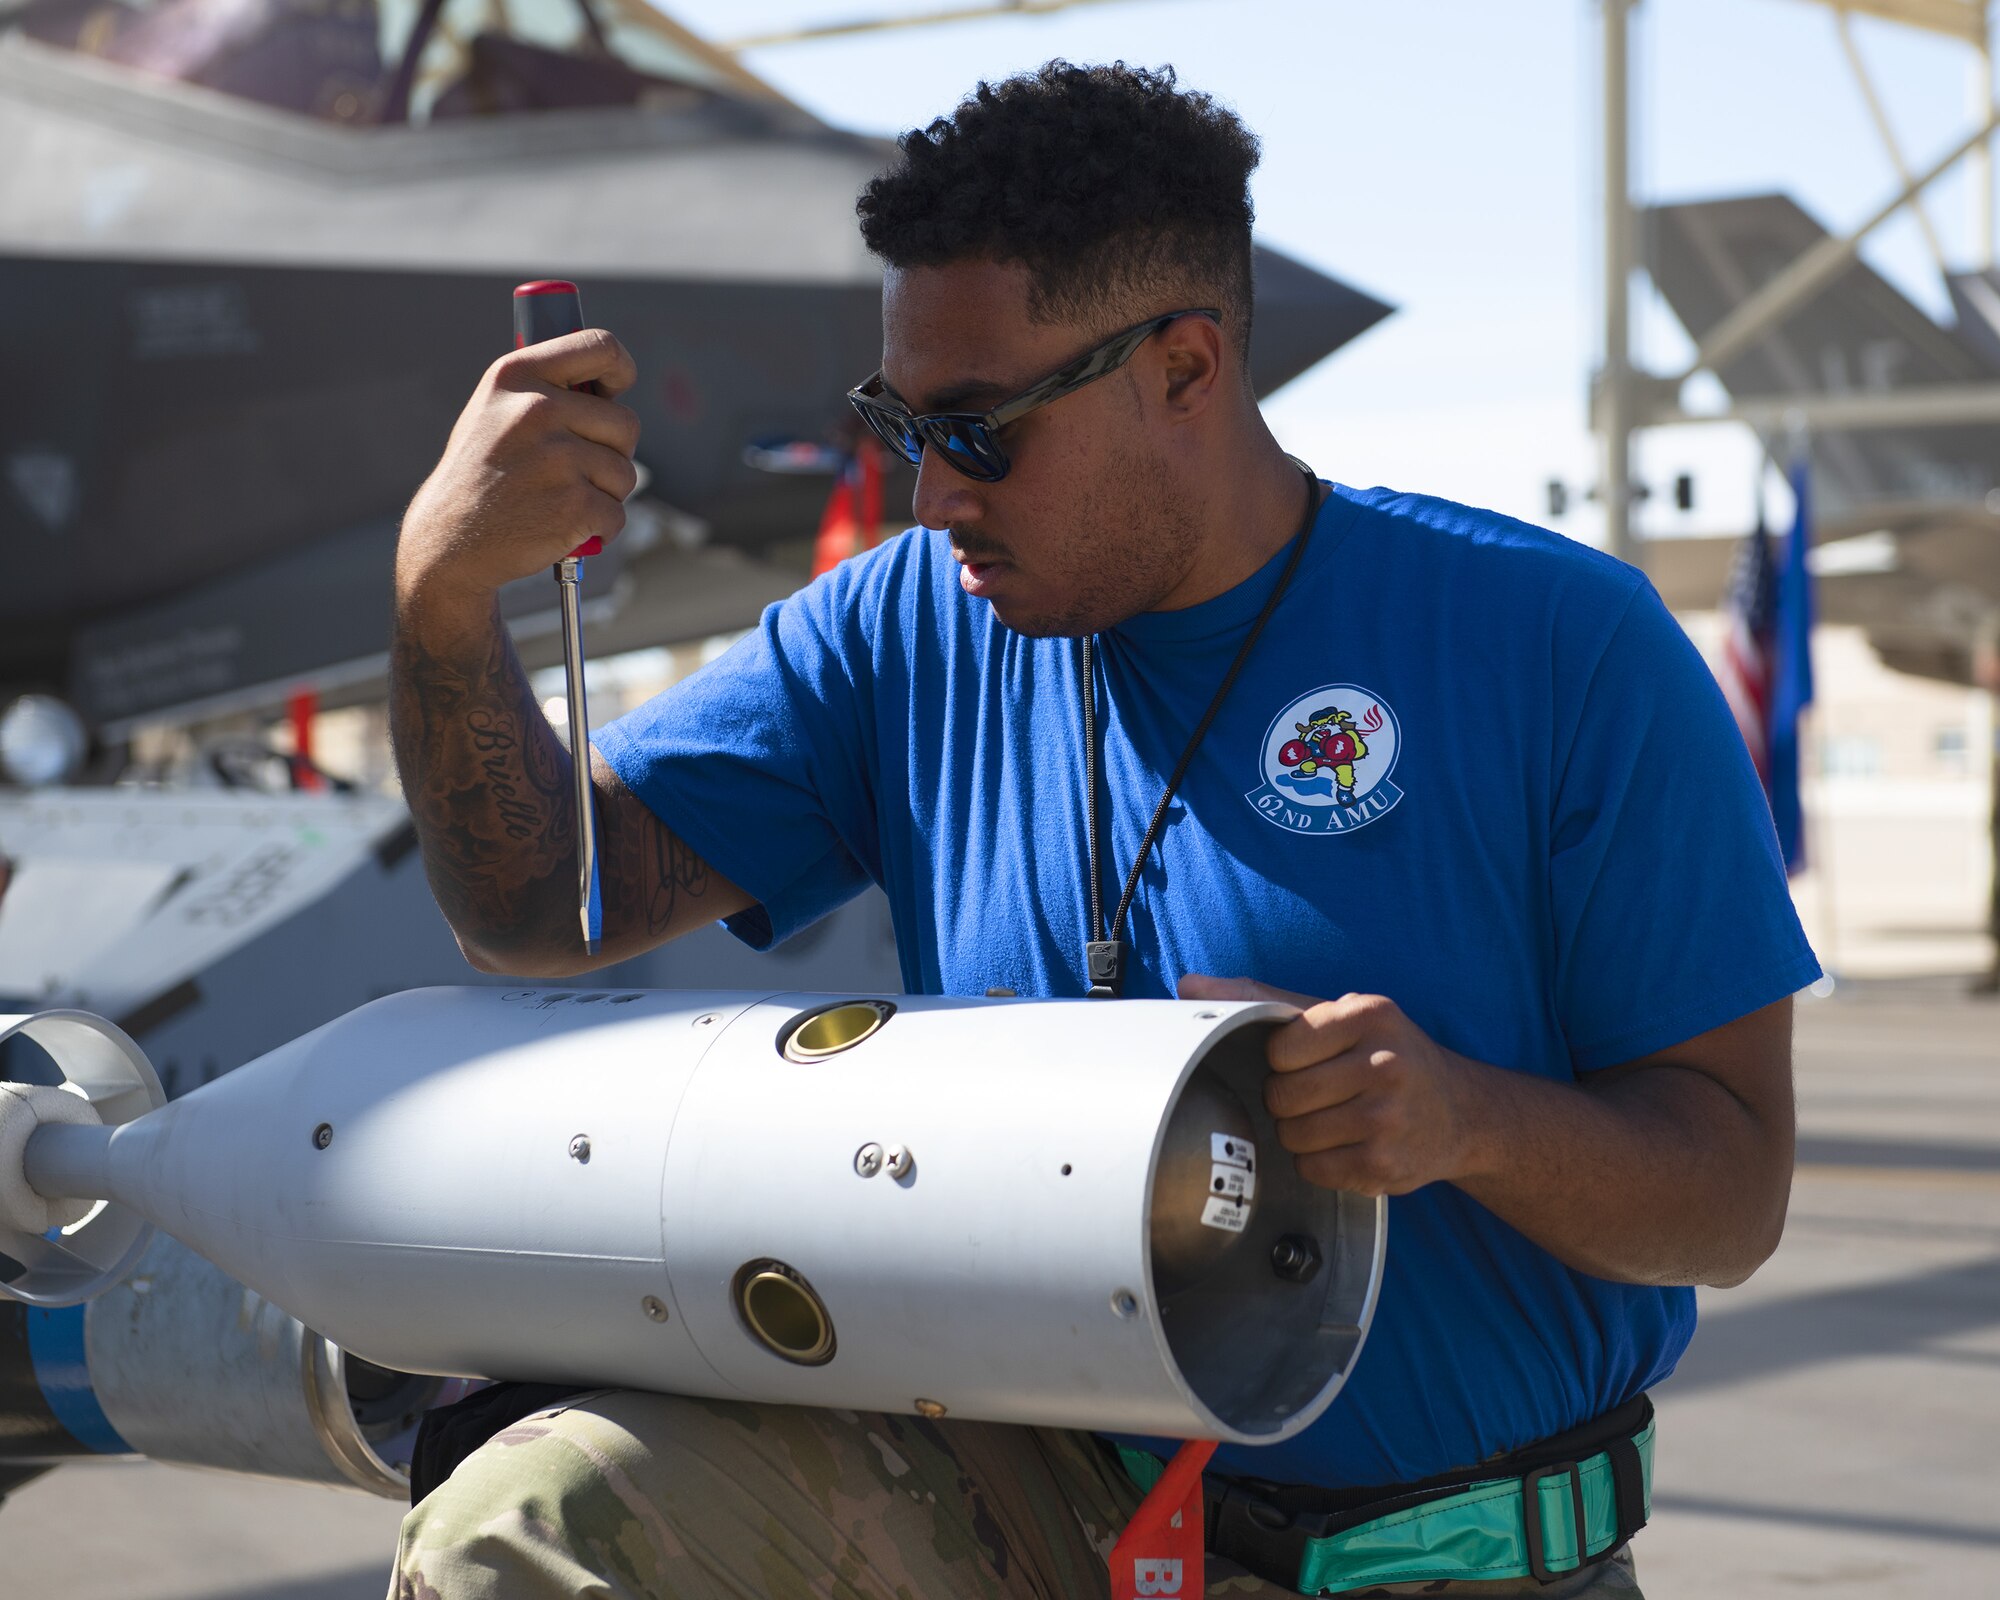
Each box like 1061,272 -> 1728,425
1176,975 -> 1486,1197
397,330 -> 642,614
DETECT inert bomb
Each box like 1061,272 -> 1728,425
0,990 -> 1385,1445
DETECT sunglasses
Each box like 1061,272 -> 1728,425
846,308 -> 1222,483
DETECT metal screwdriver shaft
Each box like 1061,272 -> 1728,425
554,553 -> 600,955
512,280 -> 604,956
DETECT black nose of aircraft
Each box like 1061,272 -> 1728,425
1248,243 -> 1395,398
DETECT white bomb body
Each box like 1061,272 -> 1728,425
9,988 -> 1384,1445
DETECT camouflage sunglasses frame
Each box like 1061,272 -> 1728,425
846,308 -> 1222,483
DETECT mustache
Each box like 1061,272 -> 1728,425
949,535 -> 1013,564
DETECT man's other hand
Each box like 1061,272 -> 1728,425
1180,973 -> 1796,1287
397,330 -> 642,611
1177,976 -> 1475,1196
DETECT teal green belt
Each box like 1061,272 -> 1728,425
1114,1422 -> 1653,1596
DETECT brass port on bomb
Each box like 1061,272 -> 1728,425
781,1000 -> 895,1062
733,1259 -> 836,1365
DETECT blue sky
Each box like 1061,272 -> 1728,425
666,0 -> 1996,547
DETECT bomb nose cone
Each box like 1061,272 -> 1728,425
1150,1071 -> 1258,1296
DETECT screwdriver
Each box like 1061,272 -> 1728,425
512,279 -> 603,957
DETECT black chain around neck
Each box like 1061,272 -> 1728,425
1081,464 -> 1321,998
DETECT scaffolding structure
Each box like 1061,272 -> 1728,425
1597,0 -> 1999,564
717,0 -> 1155,51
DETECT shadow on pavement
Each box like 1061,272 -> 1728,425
1796,1135 -> 2000,1172
193,1565 -> 390,1600
1653,1490 -> 2000,1548
1664,1254 -> 2000,1394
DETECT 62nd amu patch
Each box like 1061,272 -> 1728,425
1244,683 -> 1404,835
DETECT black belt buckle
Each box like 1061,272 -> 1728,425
1521,1460 -> 1588,1584
1208,1480 -> 1316,1590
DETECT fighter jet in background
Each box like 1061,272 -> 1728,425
1640,193 -> 2000,688
0,0 -> 1394,741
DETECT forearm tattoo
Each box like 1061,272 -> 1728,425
390,617 -> 576,959
649,829 -> 711,936
596,770 -> 710,938
390,608 -> 708,964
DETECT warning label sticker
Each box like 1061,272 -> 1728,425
1212,1134 -> 1255,1170
1200,1195 -> 1249,1233
1210,1162 -> 1256,1201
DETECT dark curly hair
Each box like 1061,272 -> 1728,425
857,62 -> 1261,355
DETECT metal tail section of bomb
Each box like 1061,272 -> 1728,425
4,989 -> 1386,1453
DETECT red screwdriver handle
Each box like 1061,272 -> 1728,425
512,279 -> 603,559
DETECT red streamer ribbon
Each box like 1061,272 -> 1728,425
809,438 -> 885,579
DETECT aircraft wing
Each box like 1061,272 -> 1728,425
1645,193 -> 2000,531
1948,268 -> 2000,373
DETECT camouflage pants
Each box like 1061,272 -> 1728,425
389,1389 -> 1643,1599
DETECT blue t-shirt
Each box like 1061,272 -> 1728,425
595,482 -> 1819,1490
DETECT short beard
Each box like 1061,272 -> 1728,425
1001,440 -> 1201,638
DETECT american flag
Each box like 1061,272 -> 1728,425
1717,517 -> 1778,783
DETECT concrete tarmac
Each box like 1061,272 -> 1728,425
1642,977 -> 2000,1597
4,979 -> 1996,1598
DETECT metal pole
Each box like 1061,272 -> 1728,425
1601,0 -> 1636,566
1975,9 -> 1995,269
1640,378 -> 2000,430
718,0 -> 1146,51
1977,620 -> 2000,995
1835,8 -> 1951,274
